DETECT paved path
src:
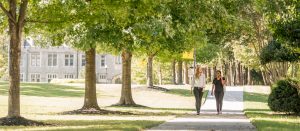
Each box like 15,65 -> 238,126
148,87 -> 256,131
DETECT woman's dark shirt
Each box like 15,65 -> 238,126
213,77 -> 224,92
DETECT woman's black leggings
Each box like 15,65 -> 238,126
214,91 -> 224,112
193,87 -> 203,113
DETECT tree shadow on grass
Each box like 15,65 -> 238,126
0,82 -> 84,97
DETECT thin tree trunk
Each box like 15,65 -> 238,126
208,67 -> 212,82
177,60 -> 183,84
172,60 -> 176,84
240,65 -> 243,85
229,61 -> 233,86
232,61 -> 236,86
117,49 -> 135,105
4,0 -> 28,118
247,67 -> 251,85
82,48 -> 100,110
184,61 -> 189,84
236,62 -> 241,85
213,66 -> 217,78
261,71 -> 267,85
158,63 -> 163,85
146,54 -> 154,87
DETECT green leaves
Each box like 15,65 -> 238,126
260,40 -> 300,64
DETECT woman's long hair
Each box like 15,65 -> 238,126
195,67 -> 202,78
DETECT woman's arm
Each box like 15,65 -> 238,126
221,77 -> 226,85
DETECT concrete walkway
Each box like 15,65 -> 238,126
148,87 -> 256,131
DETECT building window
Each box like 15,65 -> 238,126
64,74 -> 74,79
82,55 -> 86,66
65,54 -> 74,66
100,55 -> 106,67
47,74 -> 57,83
115,56 -> 121,64
99,74 -> 106,80
20,73 -> 24,82
30,74 -> 40,82
31,53 -> 40,67
48,53 -> 57,66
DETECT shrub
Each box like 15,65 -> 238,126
268,79 -> 300,114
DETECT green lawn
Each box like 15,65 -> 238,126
1,120 -> 163,131
244,86 -> 300,131
0,81 -> 84,97
0,82 -> 198,130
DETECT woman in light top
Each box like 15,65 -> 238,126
191,66 -> 206,115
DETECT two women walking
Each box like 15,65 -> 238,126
191,67 -> 226,115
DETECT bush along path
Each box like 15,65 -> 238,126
148,87 -> 256,131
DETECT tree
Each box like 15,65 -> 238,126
27,0 -> 114,111
0,0 -> 28,119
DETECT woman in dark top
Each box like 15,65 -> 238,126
211,70 -> 226,115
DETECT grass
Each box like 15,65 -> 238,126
244,86 -> 300,131
0,81 -> 198,130
0,120 -> 163,131
0,81 -> 84,97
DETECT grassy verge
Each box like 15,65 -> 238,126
244,86 -> 300,131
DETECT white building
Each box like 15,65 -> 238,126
20,40 -> 122,84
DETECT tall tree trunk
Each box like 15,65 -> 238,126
8,22 -> 21,118
118,49 -> 135,105
184,61 -> 189,84
247,67 -> 251,85
225,62 -> 231,86
232,61 -> 236,86
158,63 -> 163,85
4,0 -> 28,118
208,67 -> 212,82
82,48 -> 100,110
261,71 -> 268,85
229,61 -> 233,86
172,60 -> 176,84
213,66 -> 217,78
177,60 -> 183,84
146,54 -> 154,87
235,61 -> 240,85
240,64 -> 245,85
236,62 -> 241,85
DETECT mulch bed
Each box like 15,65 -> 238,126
147,86 -> 170,91
60,108 -> 134,115
0,117 -> 50,126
